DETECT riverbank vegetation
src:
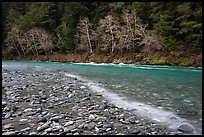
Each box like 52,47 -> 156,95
2,2 -> 202,67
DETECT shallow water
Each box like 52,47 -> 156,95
2,60 -> 202,134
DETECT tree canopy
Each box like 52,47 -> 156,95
2,2 -> 202,57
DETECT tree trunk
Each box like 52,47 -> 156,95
85,22 -> 92,53
109,24 -> 114,54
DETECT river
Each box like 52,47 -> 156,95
2,60 -> 202,134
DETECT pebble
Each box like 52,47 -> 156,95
86,122 -> 95,130
20,127 -> 31,132
38,117 -> 47,123
1,68 -> 190,135
4,112 -> 12,119
50,116 -> 60,122
37,122 -> 50,132
3,123 -> 14,129
64,121 -> 74,126
2,131 -> 16,135
88,114 -> 95,120
80,86 -> 86,89
24,108 -> 33,112
20,119 -> 28,122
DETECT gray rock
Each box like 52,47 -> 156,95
178,123 -> 194,133
29,132 -> 37,135
50,116 -> 60,122
88,114 -> 95,120
2,131 -> 16,135
2,101 -> 7,106
64,121 -> 74,126
126,116 -> 136,124
130,129 -> 140,134
38,117 -> 47,123
4,112 -> 12,119
45,128 -> 53,133
70,128 -> 79,133
19,119 -> 28,122
99,103 -> 108,110
94,116 -> 107,122
24,108 -> 33,112
120,120 -> 129,124
63,125 -> 75,133
86,122 -> 95,130
37,122 -> 50,132
3,123 -> 14,129
82,131 -> 94,135
80,86 -> 86,89
20,127 -> 31,132
106,128 -> 112,132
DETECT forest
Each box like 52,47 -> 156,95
2,2 -> 202,66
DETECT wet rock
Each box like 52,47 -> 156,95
178,123 -> 194,133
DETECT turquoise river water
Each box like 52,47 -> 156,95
2,60 -> 202,134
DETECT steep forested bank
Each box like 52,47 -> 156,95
2,2 -> 202,67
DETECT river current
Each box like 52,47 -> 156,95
2,60 -> 202,134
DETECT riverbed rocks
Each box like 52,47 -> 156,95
2,68 -> 189,135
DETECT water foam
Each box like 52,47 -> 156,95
64,73 -> 198,134
72,62 -> 201,72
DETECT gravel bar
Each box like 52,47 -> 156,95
2,68 -> 186,135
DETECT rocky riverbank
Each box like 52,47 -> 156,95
2,68 -> 187,135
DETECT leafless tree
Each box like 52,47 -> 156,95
75,17 -> 98,53
5,27 -> 23,55
98,15 -> 121,54
121,9 -> 148,52
26,27 -> 54,55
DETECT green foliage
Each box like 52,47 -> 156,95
129,2 -> 151,25
165,36 -> 177,51
2,2 -> 202,59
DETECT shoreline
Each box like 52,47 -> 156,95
2,67 -> 192,135
2,52 -> 202,68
